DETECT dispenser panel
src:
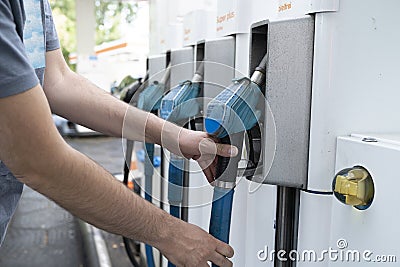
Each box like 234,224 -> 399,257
263,17 -> 315,188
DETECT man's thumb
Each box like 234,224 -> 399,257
216,143 -> 238,157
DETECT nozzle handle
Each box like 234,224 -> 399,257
214,132 -> 244,187
215,136 -> 232,178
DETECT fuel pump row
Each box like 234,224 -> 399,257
118,46 -> 271,267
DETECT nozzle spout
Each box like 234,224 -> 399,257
251,52 -> 269,88
141,71 -> 150,90
192,61 -> 204,83
160,63 -> 172,86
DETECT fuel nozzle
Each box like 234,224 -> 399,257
192,61 -> 204,83
137,64 -> 171,112
120,72 -> 149,105
204,53 -> 268,187
160,62 -> 204,122
250,52 -> 268,88
205,52 -> 267,139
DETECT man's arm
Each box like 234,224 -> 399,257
43,49 -> 184,144
43,49 -> 138,139
43,49 -> 237,181
0,85 -> 233,266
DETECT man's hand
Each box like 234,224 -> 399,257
157,219 -> 234,267
177,128 -> 238,182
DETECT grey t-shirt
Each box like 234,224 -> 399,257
0,0 -> 60,245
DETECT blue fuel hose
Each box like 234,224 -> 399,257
209,187 -> 234,245
144,142 -> 156,267
208,135 -> 238,267
145,245 -> 155,267
166,156 -> 185,267
161,77 -> 202,267
168,155 -> 185,218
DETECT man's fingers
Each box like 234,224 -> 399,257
210,163 -> 216,178
216,143 -> 238,157
215,240 -> 234,258
199,138 -> 238,158
210,252 -> 233,267
204,168 -> 214,183
199,160 -> 214,183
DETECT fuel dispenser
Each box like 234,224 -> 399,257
162,47 -> 196,223
204,52 -> 267,267
205,15 -> 316,266
136,55 -> 171,267
201,34 -> 271,266
146,1 -> 400,267
120,73 -> 149,267
160,62 -> 203,267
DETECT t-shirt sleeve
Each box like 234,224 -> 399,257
43,0 -> 60,52
0,1 -> 39,98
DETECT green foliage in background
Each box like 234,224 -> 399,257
95,1 -> 138,45
50,0 -> 77,70
49,0 -> 137,70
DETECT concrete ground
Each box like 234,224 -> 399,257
0,137 -> 135,267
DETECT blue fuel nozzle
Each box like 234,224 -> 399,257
160,80 -> 201,122
205,77 -> 263,138
137,64 -> 171,112
137,82 -> 165,112
160,62 -> 203,122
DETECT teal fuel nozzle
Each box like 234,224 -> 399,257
137,64 -> 171,112
160,62 -> 203,122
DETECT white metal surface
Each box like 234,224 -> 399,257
308,0 -> 400,191
166,23 -> 184,51
251,0 -> 277,25
328,135 -> 400,266
297,192 -> 333,267
275,0 -> 339,20
187,160 -> 213,231
183,10 -> 216,46
216,0 -> 250,36
244,182 -> 277,267
149,0 -> 168,54
170,47 -> 194,88
296,2 -> 400,266
148,54 -> 167,84
216,0 -> 339,38
203,37 -> 235,103
234,33 -> 250,78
